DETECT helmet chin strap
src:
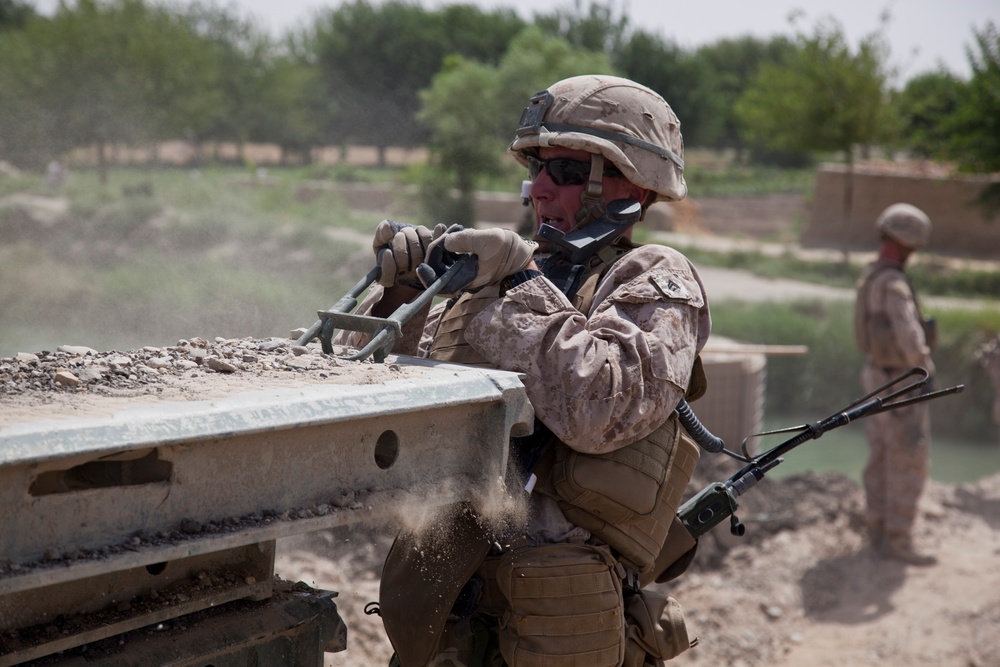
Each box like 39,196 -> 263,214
573,153 -> 608,229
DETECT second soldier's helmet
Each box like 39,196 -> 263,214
876,203 -> 932,248
508,75 -> 686,203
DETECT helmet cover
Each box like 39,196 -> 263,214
509,75 -> 686,202
876,203 -> 932,248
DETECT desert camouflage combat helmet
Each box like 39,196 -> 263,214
509,75 -> 687,203
876,203 -> 932,248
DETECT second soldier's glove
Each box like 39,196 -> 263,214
417,227 -> 537,294
372,220 -> 447,288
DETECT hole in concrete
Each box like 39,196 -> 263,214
374,430 -> 399,469
146,561 -> 167,575
30,449 -> 172,496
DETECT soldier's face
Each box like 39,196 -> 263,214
527,147 -> 646,251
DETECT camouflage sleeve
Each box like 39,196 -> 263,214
465,245 -> 710,454
331,284 -> 433,358
884,275 -> 934,373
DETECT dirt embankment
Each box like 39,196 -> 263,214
273,467 -> 1000,667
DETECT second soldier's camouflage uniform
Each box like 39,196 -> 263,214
856,260 -> 933,543
854,203 -> 936,565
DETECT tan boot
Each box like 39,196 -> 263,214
880,535 -> 937,566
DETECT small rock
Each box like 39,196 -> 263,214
289,328 -> 308,339
205,357 -> 238,373
54,370 -> 80,387
76,367 -> 106,382
291,346 -> 311,356
146,357 -> 173,369
43,547 -> 62,561
108,355 -> 132,368
15,352 -> 39,363
763,604 -> 783,619
284,356 -> 316,369
57,345 -> 98,356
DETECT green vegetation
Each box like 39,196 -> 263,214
709,300 -> 1000,441
666,243 -> 1000,301
683,164 -> 816,197
0,166 -> 382,356
2,1 -> 997,222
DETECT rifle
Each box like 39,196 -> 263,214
676,367 -> 964,539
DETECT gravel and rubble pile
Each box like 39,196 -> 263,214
0,333 -> 353,397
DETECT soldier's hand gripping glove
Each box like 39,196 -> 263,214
417,227 -> 537,294
372,220 -> 447,288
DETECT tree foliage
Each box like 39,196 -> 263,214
735,14 -> 894,163
311,0 -> 523,163
1,0 -> 996,196
695,36 -> 797,156
948,23 -> 1000,174
891,71 -> 965,159
418,26 -> 614,225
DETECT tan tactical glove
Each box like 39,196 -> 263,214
418,227 -> 537,293
372,220 -> 447,288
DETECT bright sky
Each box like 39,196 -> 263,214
30,0 -> 998,80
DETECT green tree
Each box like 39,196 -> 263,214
418,26 -> 614,225
614,29 -> 724,148
533,0 -> 629,54
0,0 -> 152,178
948,22 -> 1000,212
0,0 -> 33,29
246,53 -> 326,164
178,3 -> 276,164
694,35 -> 797,156
735,13 -> 894,216
0,0 -> 240,177
891,70 -> 964,160
312,0 -> 523,165
736,14 -> 894,160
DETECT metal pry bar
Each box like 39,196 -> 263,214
297,256 -> 470,363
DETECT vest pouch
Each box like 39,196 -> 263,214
552,419 -> 700,573
552,420 -> 679,525
623,589 -> 691,665
496,543 -> 625,667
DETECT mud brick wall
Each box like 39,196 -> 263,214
801,164 -> 1000,257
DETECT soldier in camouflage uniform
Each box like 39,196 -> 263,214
340,76 -> 711,665
854,203 -> 937,566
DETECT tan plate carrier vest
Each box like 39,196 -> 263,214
855,263 -> 936,369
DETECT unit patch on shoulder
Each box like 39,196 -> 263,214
650,273 -> 692,302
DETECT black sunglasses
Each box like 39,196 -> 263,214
527,156 -> 623,186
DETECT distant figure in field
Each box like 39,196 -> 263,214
854,203 -> 938,566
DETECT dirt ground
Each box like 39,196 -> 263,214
274,468 -> 1000,667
